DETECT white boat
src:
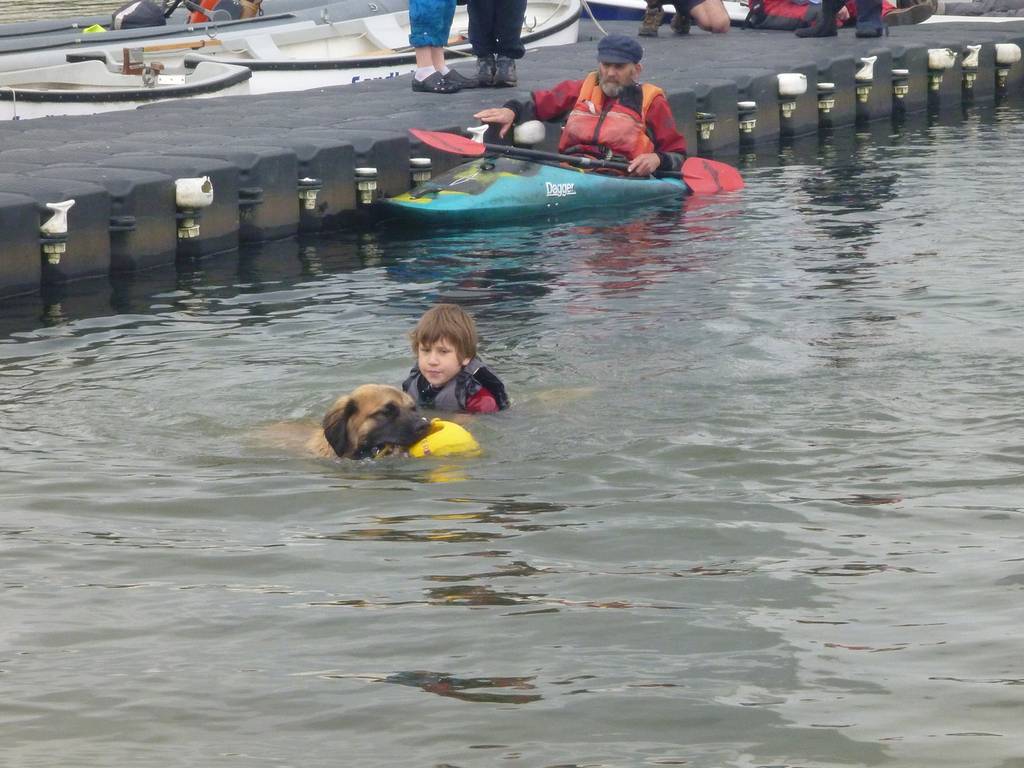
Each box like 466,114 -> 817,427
0,0 -> 409,73
0,58 -> 251,120
75,0 -> 582,94
922,12 -> 1024,21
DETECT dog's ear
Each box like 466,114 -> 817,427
322,397 -> 358,457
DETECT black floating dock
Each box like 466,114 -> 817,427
2,18 -> 1024,299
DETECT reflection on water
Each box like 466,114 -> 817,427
0,0 -> 119,23
2,102 -> 1024,767
381,670 -> 542,705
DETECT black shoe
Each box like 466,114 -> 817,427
411,71 -> 460,94
476,55 -> 496,86
494,56 -> 517,87
443,66 -> 479,89
855,25 -> 884,36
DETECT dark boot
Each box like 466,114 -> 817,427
494,56 -> 517,87
795,0 -> 839,36
638,4 -> 663,36
855,0 -> 885,35
669,10 -> 691,34
476,55 -> 496,86
443,67 -> 480,89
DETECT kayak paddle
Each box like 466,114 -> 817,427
681,156 -> 744,194
410,128 -> 744,193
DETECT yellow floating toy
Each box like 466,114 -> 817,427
408,419 -> 481,458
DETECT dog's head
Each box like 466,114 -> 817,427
321,384 -> 431,459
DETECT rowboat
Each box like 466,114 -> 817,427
0,0 -> 311,41
0,0 -> 409,73
153,0 -> 581,93
377,155 -> 688,225
0,58 -> 251,121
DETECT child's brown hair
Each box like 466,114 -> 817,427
409,303 -> 479,361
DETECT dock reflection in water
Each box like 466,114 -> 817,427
2,105 -> 1024,767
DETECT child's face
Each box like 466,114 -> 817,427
417,337 -> 470,389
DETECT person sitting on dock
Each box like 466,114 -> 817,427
473,34 -> 687,178
638,0 -> 732,37
791,0 -> 932,36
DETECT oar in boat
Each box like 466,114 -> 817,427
409,128 -> 744,194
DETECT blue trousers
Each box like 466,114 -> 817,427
408,0 -> 457,48
468,0 -> 528,59
855,0 -> 883,32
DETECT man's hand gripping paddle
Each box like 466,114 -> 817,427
410,128 -> 744,194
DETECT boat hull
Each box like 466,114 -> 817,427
0,0 -> 411,74
0,59 -> 251,121
378,156 -> 687,225
181,0 -> 582,94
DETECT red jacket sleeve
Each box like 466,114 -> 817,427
531,79 -> 586,123
465,387 -> 499,414
646,94 -> 688,157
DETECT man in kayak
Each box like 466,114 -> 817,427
473,34 -> 687,178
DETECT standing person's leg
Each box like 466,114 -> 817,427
435,0 -> 482,88
687,0 -> 731,32
409,0 -> 460,92
854,0 -> 884,34
412,46 -> 459,91
494,0 -> 526,87
469,0 -> 497,86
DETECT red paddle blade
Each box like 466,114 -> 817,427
410,128 -> 486,157
683,157 -> 745,194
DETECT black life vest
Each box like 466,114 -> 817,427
402,357 -> 510,412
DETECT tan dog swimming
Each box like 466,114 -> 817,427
306,384 -> 431,459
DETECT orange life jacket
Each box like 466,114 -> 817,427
188,0 -> 260,23
558,72 -> 664,161
188,0 -> 220,23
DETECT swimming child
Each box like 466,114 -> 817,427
402,304 -> 509,414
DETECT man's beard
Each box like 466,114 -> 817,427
598,77 -> 626,98
599,80 -> 623,98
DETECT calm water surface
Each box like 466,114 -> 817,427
0,0 -> 311,22
0,0 -> 158,22
2,98 -> 1024,766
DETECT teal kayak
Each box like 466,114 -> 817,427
377,155 -> 688,225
